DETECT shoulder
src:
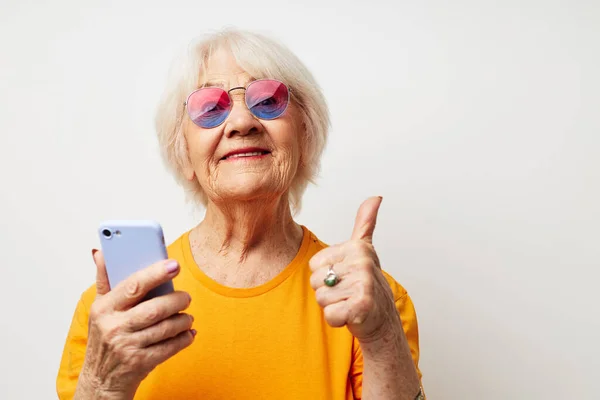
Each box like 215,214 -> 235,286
304,226 -> 328,251
166,230 -> 190,260
80,283 -> 97,308
71,283 -> 97,323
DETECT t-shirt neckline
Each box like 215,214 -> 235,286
180,225 -> 311,298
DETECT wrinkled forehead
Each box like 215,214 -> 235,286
197,46 -> 271,90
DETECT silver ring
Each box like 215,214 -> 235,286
324,265 -> 340,287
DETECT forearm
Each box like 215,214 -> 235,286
360,319 -> 421,400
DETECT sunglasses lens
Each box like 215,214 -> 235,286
246,80 -> 289,120
187,88 -> 231,128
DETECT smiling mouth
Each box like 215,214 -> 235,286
221,150 -> 271,161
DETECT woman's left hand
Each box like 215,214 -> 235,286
309,196 -> 400,342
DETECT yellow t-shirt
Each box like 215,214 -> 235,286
57,226 -> 423,399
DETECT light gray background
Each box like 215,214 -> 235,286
1,0 -> 598,399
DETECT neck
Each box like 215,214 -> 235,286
194,193 -> 302,262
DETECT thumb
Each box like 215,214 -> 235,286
92,249 -> 111,297
350,196 -> 383,243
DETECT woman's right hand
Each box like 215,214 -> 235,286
74,250 -> 195,400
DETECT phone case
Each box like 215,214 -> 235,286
98,220 -> 174,300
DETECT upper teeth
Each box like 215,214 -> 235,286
227,152 -> 264,158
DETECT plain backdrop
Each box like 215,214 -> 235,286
1,0 -> 598,399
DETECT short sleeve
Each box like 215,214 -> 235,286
350,271 -> 423,399
56,286 -> 96,399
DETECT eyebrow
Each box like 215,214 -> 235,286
199,80 -> 225,89
197,77 -> 257,90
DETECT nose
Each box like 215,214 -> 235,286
223,93 -> 262,138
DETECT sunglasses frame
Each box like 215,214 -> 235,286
183,79 -> 291,128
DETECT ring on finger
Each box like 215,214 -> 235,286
324,265 -> 340,287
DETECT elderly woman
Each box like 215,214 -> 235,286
57,29 -> 425,400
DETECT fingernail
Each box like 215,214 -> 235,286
190,314 -> 194,322
377,196 -> 383,201
165,260 -> 179,273
191,329 -> 197,337
92,249 -> 98,257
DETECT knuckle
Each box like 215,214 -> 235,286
139,349 -> 155,369
353,241 -> 377,260
89,302 -> 106,320
352,240 -> 370,253
157,322 -> 171,339
323,305 -> 337,319
113,341 -> 129,359
125,280 -> 142,299
354,240 -> 368,251
351,273 -> 374,295
102,322 -> 121,345
357,268 -> 375,287
364,241 -> 376,254
309,275 -> 317,290
315,287 -> 328,306
310,271 -> 324,290
324,306 -> 346,327
145,306 -> 160,323
126,350 -> 144,368
355,292 -> 374,311
357,256 -> 376,272
124,314 -> 140,331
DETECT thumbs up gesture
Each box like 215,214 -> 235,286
309,196 -> 400,341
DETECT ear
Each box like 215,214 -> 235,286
298,120 -> 308,167
182,144 -> 196,181
180,124 -> 196,181
183,161 -> 196,181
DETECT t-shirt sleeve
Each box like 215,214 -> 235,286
350,271 -> 423,399
56,286 -> 95,399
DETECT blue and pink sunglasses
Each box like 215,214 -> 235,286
184,79 -> 290,129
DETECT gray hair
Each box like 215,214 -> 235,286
154,28 -> 330,213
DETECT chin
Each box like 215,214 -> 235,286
218,181 -> 283,203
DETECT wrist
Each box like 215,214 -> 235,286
358,316 -> 403,353
75,371 -> 134,400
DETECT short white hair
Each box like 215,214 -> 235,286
154,28 -> 330,213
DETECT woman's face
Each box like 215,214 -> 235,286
183,48 -> 303,203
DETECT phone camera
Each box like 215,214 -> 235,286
102,229 -> 112,239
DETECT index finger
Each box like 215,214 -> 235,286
309,243 -> 346,272
106,259 -> 180,311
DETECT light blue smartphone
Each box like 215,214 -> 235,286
98,220 -> 174,301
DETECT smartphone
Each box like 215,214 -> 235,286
98,220 -> 174,300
